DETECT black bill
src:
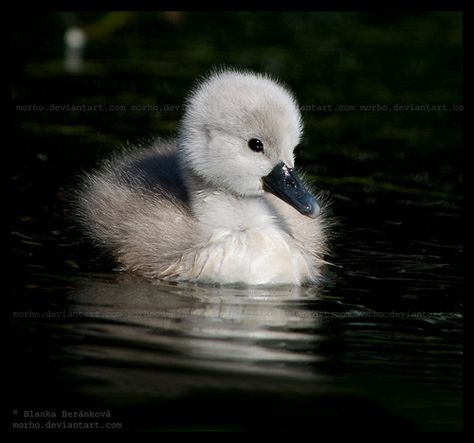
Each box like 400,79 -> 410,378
262,162 -> 320,218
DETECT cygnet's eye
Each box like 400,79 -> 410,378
248,138 -> 264,153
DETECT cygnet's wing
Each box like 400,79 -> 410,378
75,138 -> 198,280
120,139 -> 189,202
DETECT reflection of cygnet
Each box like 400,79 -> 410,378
68,279 -> 324,379
76,70 -> 329,285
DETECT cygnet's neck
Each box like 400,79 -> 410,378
183,168 -> 275,232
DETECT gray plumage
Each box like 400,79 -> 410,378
75,70 -> 330,285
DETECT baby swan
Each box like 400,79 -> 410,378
77,70 -> 328,285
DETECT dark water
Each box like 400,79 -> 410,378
10,12 -> 462,431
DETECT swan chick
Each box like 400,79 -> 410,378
76,70 -> 328,285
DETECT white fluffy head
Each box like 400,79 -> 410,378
178,69 -> 303,196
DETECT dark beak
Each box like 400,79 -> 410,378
262,162 -> 320,218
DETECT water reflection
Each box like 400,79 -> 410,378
11,271 -> 461,430
66,276 -> 327,381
